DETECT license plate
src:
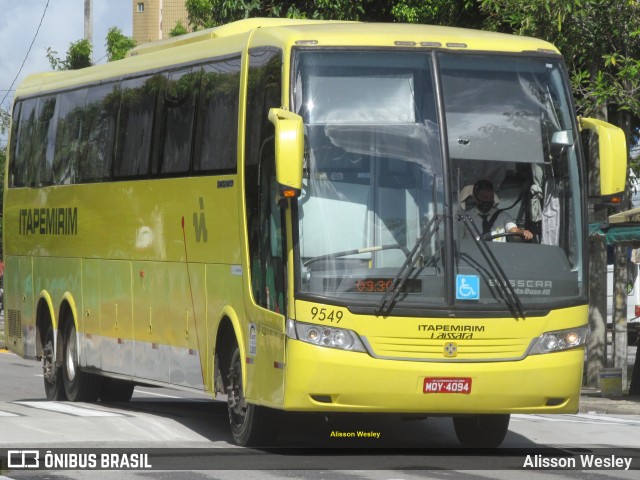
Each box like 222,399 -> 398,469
423,377 -> 472,394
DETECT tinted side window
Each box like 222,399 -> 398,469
154,68 -> 200,175
22,96 -> 58,187
114,75 -> 159,178
193,57 -> 241,173
10,99 -> 31,187
11,98 -> 56,187
53,89 -> 86,185
81,83 -> 120,182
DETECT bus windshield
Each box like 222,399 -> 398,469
293,50 -> 583,314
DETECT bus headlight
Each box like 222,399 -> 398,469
286,319 -> 367,352
529,326 -> 589,355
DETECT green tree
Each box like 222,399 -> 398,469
392,0 -> 484,28
106,27 -> 136,61
47,38 -> 93,71
170,20 -> 189,37
184,0 -> 394,29
0,106 -> 8,135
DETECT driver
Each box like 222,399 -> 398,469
470,179 -> 533,242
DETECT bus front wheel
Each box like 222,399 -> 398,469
62,322 -> 101,402
226,343 -> 279,446
42,325 -> 65,400
453,414 -> 510,448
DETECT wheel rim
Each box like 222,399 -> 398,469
227,349 -> 247,428
42,336 -> 55,384
65,327 -> 77,382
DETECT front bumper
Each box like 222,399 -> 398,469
283,338 -> 583,414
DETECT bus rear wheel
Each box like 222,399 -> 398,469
226,343 -> 279,446
453,414 -> 510,448
62,322 -> 101,402
42,325 -> 65,400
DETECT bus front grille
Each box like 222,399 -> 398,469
364,335 -> 530,361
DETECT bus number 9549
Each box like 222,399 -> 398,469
310,307 -> 343,323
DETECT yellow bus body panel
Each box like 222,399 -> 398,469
4,176 -> 241,389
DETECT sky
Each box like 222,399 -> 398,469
0,0 -> 133,123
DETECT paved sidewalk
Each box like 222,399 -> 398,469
579,387 -> 640,414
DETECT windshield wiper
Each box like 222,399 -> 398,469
376,215 -> 443,316
458,214 -> 526,320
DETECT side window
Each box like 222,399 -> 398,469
53,89 -> 86,185
114,75 -> 158,178
26,96 -> 57,187
193,57 -> 241,173
81,83 -> 120,182
154,68 -> 200,175
9,99 -> 31,187
245,48 -> 285,313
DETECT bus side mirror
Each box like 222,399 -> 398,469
580,117 -> 627,205
268,108 -> 304,200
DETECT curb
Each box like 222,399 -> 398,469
579,387 -> 640,414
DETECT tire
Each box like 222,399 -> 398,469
62,322 -> 101,402
453,414 -> 510,448
226,343 -> 279,446
42,325 -> 66,401
99,378 -> 135,403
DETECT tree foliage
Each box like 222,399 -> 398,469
184,0 -> 394,29
0,107 -> 9,137
169,21 -> 189,37
392,0 -> 484,28
47,38 -> 93,71
106,27 -> 136,61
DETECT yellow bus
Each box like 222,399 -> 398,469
3,18 -> 626,447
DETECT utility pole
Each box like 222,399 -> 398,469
159,0 -> 164,40
84,0 -> 93,60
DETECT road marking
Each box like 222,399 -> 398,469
513,413 -> 640,426
0,411 -> 19,416
14,401 -> 124,417
134,389 -> 182,399
134,387 -> 211,402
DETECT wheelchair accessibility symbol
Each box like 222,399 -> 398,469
456,275 -> 479,300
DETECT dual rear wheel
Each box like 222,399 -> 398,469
41,322 -> 134,403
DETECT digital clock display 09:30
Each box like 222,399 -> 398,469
353,278 -> 422,293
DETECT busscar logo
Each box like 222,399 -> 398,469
444,342 -> 458,357
8,450 -> 40,468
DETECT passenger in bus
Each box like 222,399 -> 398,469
468,179 -> 533,242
